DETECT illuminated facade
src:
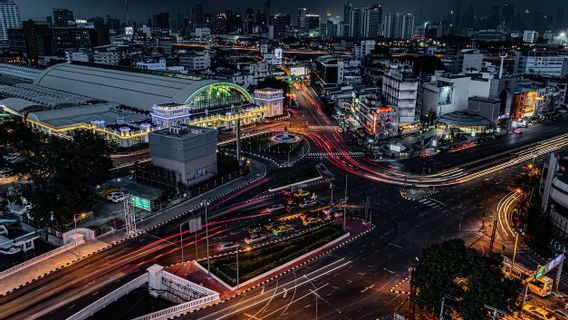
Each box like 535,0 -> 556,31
352,94 -> 398,139
254,88 -> 284,117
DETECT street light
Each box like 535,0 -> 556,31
73,212 -> 87,257
201,199 -> 211,275
179,209 -> 194,262
329,182 -> 335,205
235,244 -> 240,290
511,227 -> 524,272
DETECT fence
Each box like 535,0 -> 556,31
162,271 -> 218,297
66,274 -> 148,320
131,292 -> 219,320
0,238 -> 85,279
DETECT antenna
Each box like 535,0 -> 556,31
125,0 -> 129,26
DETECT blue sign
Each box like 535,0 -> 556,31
546,254 -> 565,273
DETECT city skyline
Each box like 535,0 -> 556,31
16,0 -> 568,25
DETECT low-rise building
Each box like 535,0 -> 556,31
382,64 -> 418,124
254,88 -> 284,117
149,125 -> 217,186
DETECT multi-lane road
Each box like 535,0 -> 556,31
2,82 -> 568,319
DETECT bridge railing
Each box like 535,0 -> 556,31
131,292 -> 220,320
0,237 -> 85,279
66,274 -> 148,320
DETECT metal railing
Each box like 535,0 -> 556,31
0,238 -> 85,279
131,293 -> 219,320
66,274 -> 148,320
162,271 -> 218,297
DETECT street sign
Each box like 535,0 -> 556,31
535,266 -> 546,280
189,217 -> 202,233
546,254 -> 565,273
131,195 -> 152,212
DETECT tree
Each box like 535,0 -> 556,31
413,239 -> 521,319
1,123 -> 112,228
255,77 -> 289,95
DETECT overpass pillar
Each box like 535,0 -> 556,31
147,264 -> 164,298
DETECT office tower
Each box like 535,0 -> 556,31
297,8 -> 307,29
192,4 -> 204,27
448,0 -> 462,34
554,9 -> 564,31
368,4 -> 382,37
502,3 -> 515,28
383,12 -> 414,39
306,14 -> 320,30
461,5 -> 474,30
344,2 -> 352,24
273,13 -> 289,39
0,0 -> 21,47
489,6 -> 500,28
53,8 -> 74,27
152,12 -> 169,29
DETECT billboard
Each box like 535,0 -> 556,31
545,254 -> 564,273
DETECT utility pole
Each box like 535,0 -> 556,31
202,199 -> 211,275
236,245 -> 240,289
329,182 -> 334,205
556,250 -> 565,293
409,266 -> 417,320
364,195 -> 370,222
343,175 -> 348,230
439,296 -> 446,320
488,214 -> 498,255
236,118 -> 242,166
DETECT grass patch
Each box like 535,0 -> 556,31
209,225 -> 344,287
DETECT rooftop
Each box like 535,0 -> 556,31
152,124 -> 216,138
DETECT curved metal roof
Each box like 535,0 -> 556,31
34,64 -> 251,112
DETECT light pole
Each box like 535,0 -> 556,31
202,199 -> 211,275
73,212 -> 86,257
511,227 -> 524,272
343,175 -> 348,230
329,182 -> 335,205
236,244 -> 240,289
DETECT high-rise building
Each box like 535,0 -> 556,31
297,8 -> 307,29
343,1 -> 352,24
0,0 -> 21,48
448,0 -> 462,34
368,4 -> 383,37
461,5 -> 474,30
489,6 -> 500,28
53,8 -> 74,27
273,13 -> 289,39
152,12 -> 170,29
502,3 -> 515,29
554,9 -> 564,31
306,14 -> 320,30
383,12 -> 414,39
192,4 -> 204,27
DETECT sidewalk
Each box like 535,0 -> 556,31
0,160 -> 266,296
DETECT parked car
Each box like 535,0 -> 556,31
244,233 -> 267,245
302,216 -> 322,226
271,224 -> 294,236
107,192 -> 127,203
523,304 -> 556,320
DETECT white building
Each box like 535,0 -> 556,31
422,73 -> 472,117
93,46 -> 125,65
179,50 -> 210,71
348,6 -> 382,38
254,88 -> 284,117
514,50 -> 568,77
0,0 -> 21,48
454,49 -> 483,73
382,64 -> 419,124
522,30 -> 539,43
136,58 -> 167,71
65,51 -> 90,63
354,40 -> 376,58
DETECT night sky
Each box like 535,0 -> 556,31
17,0 -> 568,24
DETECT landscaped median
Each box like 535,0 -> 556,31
197,225 -> 347,289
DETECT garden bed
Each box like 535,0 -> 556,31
208,225 -> 344,287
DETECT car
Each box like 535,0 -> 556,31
244,233 -> 267,244
299,200 -> 317,209
262,204 -> 285,213
271,225 -> 294,236
107,192 -> 127,203
514,128 -> 523,134
302,216 -> 322,226
523,304 -> 556,320
214,242 -> 240,252
294,190 -> 311,198
553,309 -> 568,320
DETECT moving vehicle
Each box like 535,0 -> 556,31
523,304 -> 556,320
294,189 -> 311,198
302,216 -> 322,226
214,242 -> 240,252
244,233 -> 267,244
300,200 -> 318,209
514,128 -> 523,134
262,204 -> 285,213
271,225 -> 294,236
553,309 -> 568,320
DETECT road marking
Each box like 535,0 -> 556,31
243,313 -> 262,320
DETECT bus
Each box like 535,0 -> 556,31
502,257 -> 554,297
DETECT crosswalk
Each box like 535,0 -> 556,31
308,125 -> 340,131
306,152 -> 365,158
